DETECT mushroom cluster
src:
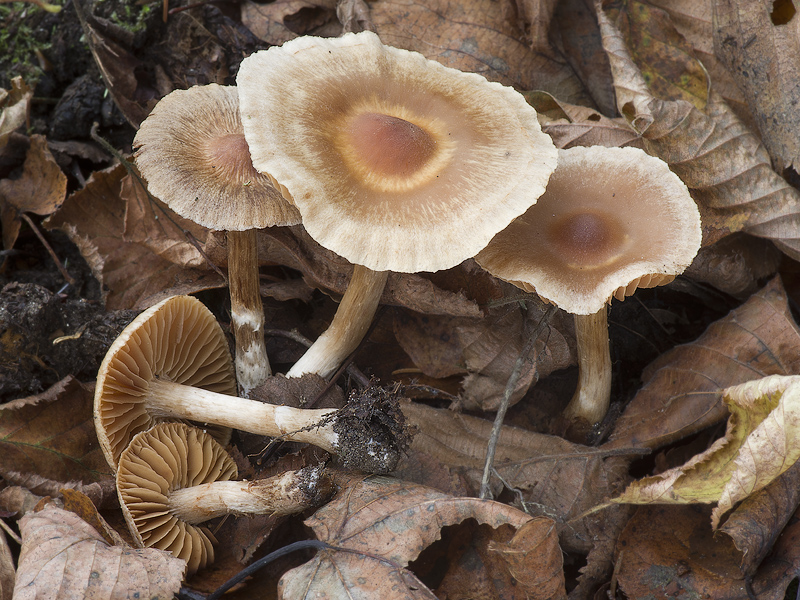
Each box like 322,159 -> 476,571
476,145 -> 702,426
236,30 -> 558,379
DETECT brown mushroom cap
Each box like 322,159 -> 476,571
237,31 -> 557,273
133,83 -> 301,231
94,295 -> 235,467
117,422 -> 238,575
475,146 -> 702,314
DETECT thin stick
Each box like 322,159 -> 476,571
479,305 -> 557,499
21,213 -> 75,286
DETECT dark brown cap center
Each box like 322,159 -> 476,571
347,113 -> 436,177
206,133 -> 261,183
549,212 -> 628,269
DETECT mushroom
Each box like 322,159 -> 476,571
475,145 -> 702,426
134,83 -> 302,396
95,294 -> 406,473
117,422 -> 332,574
236,31 -> 558,379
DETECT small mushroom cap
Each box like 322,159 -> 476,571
117,422 -> 238,575
134,83 -> 301,231
475,146 -> 702,314
237,31 -> 557,273
94,295 -> 235,468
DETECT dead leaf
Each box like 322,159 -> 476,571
0,527 -> 12,600
277,476 -> 564,600
0,76 -> 32,152
0,376 -> 112,485
14,502 -> 185,600
369,0 -> 591,105
713,0 -> 800,172
0,135 -> 67,250
750,497 -> 800,599
615,505 -> 747,598
44,164 -> 225,310
241,0 -> 337,45
527,91 -> 642,149
598,3 -> 800,256
610,375 -> 800,528
609,277 -> 800,452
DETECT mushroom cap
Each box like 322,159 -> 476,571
133,83 -> 301,231
94,295 -> 235,468
117,422 -> 238,575
475,146 -> 702,315
236,31 -> 557,273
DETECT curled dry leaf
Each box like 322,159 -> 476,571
597,4 -> 800,257
241,0 -> 338,45
713,0 -> 800,172
14,502 -> 185,600
369,0 -> 590,105
611,375 -> 800,528
44,164 -> 225,310
0,526 -> 12,600
749,493 -> 800,599
0,76 -> 32,151
278,476 -> 564,600
0,135 -> 67,250
0,376 -> 112,485
609,277 -> 800,451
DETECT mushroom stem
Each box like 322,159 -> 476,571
287,265 -> 388,378
562,308 -> 612,425
228,229 -> 270,396
146,379 -> 339,452
168,469 -> 327,523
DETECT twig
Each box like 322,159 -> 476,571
21,213 -> 75,286
0,517 -> 22,545
479,305 -> 557,499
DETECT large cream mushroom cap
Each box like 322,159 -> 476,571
117,422 -> 238,575
237,31 -> 558,273
94,295 -> 235,467
476,146 -> 702,315
133,83 -> 301,231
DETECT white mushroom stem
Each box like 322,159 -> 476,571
168,469 -> 320,523
287,265 -> 389,378
228,228 -> 270,396
145,379 -> 339,452
562,308 -> 612,425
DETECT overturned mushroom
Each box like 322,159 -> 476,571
237,31 -> 557,378
476,146 -> 702,426
95,294 -> 407,473
117,422 -> 332,574
134,84 -> 301,396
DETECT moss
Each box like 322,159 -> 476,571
0,2 -> 58,86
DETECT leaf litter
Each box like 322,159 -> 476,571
5,0 -> 800,597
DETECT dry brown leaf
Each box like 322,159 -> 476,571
615,505 -> 747,598
645,0 -> 752,126
278,476 -> 564,600
750,495 -> 800,599
514,0 -> 559,52
397,400 -> 626,557
44,164 -> 225,310
527,90 -> 642,148
609,277 -> 800,451
121,172 -> 211,269
369,0 -> 591,105
713,0 -> 800,172
553,0 -> 616,115
241,0 -> 337,45
598,3 -> 800,256
0,527 -> 12,600
0,135 -> 67,250
394,300 -> 573,411
14,502 -> 185,600
0,376 -> 112,485
0,76 -> 32,152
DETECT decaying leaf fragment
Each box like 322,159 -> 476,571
0,135 -> 67,251
0,76 -> 32,151
597,4 -> 800,258
611,375 -> 800,528
14,502 -> 185,600
278,476 -> 565,600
